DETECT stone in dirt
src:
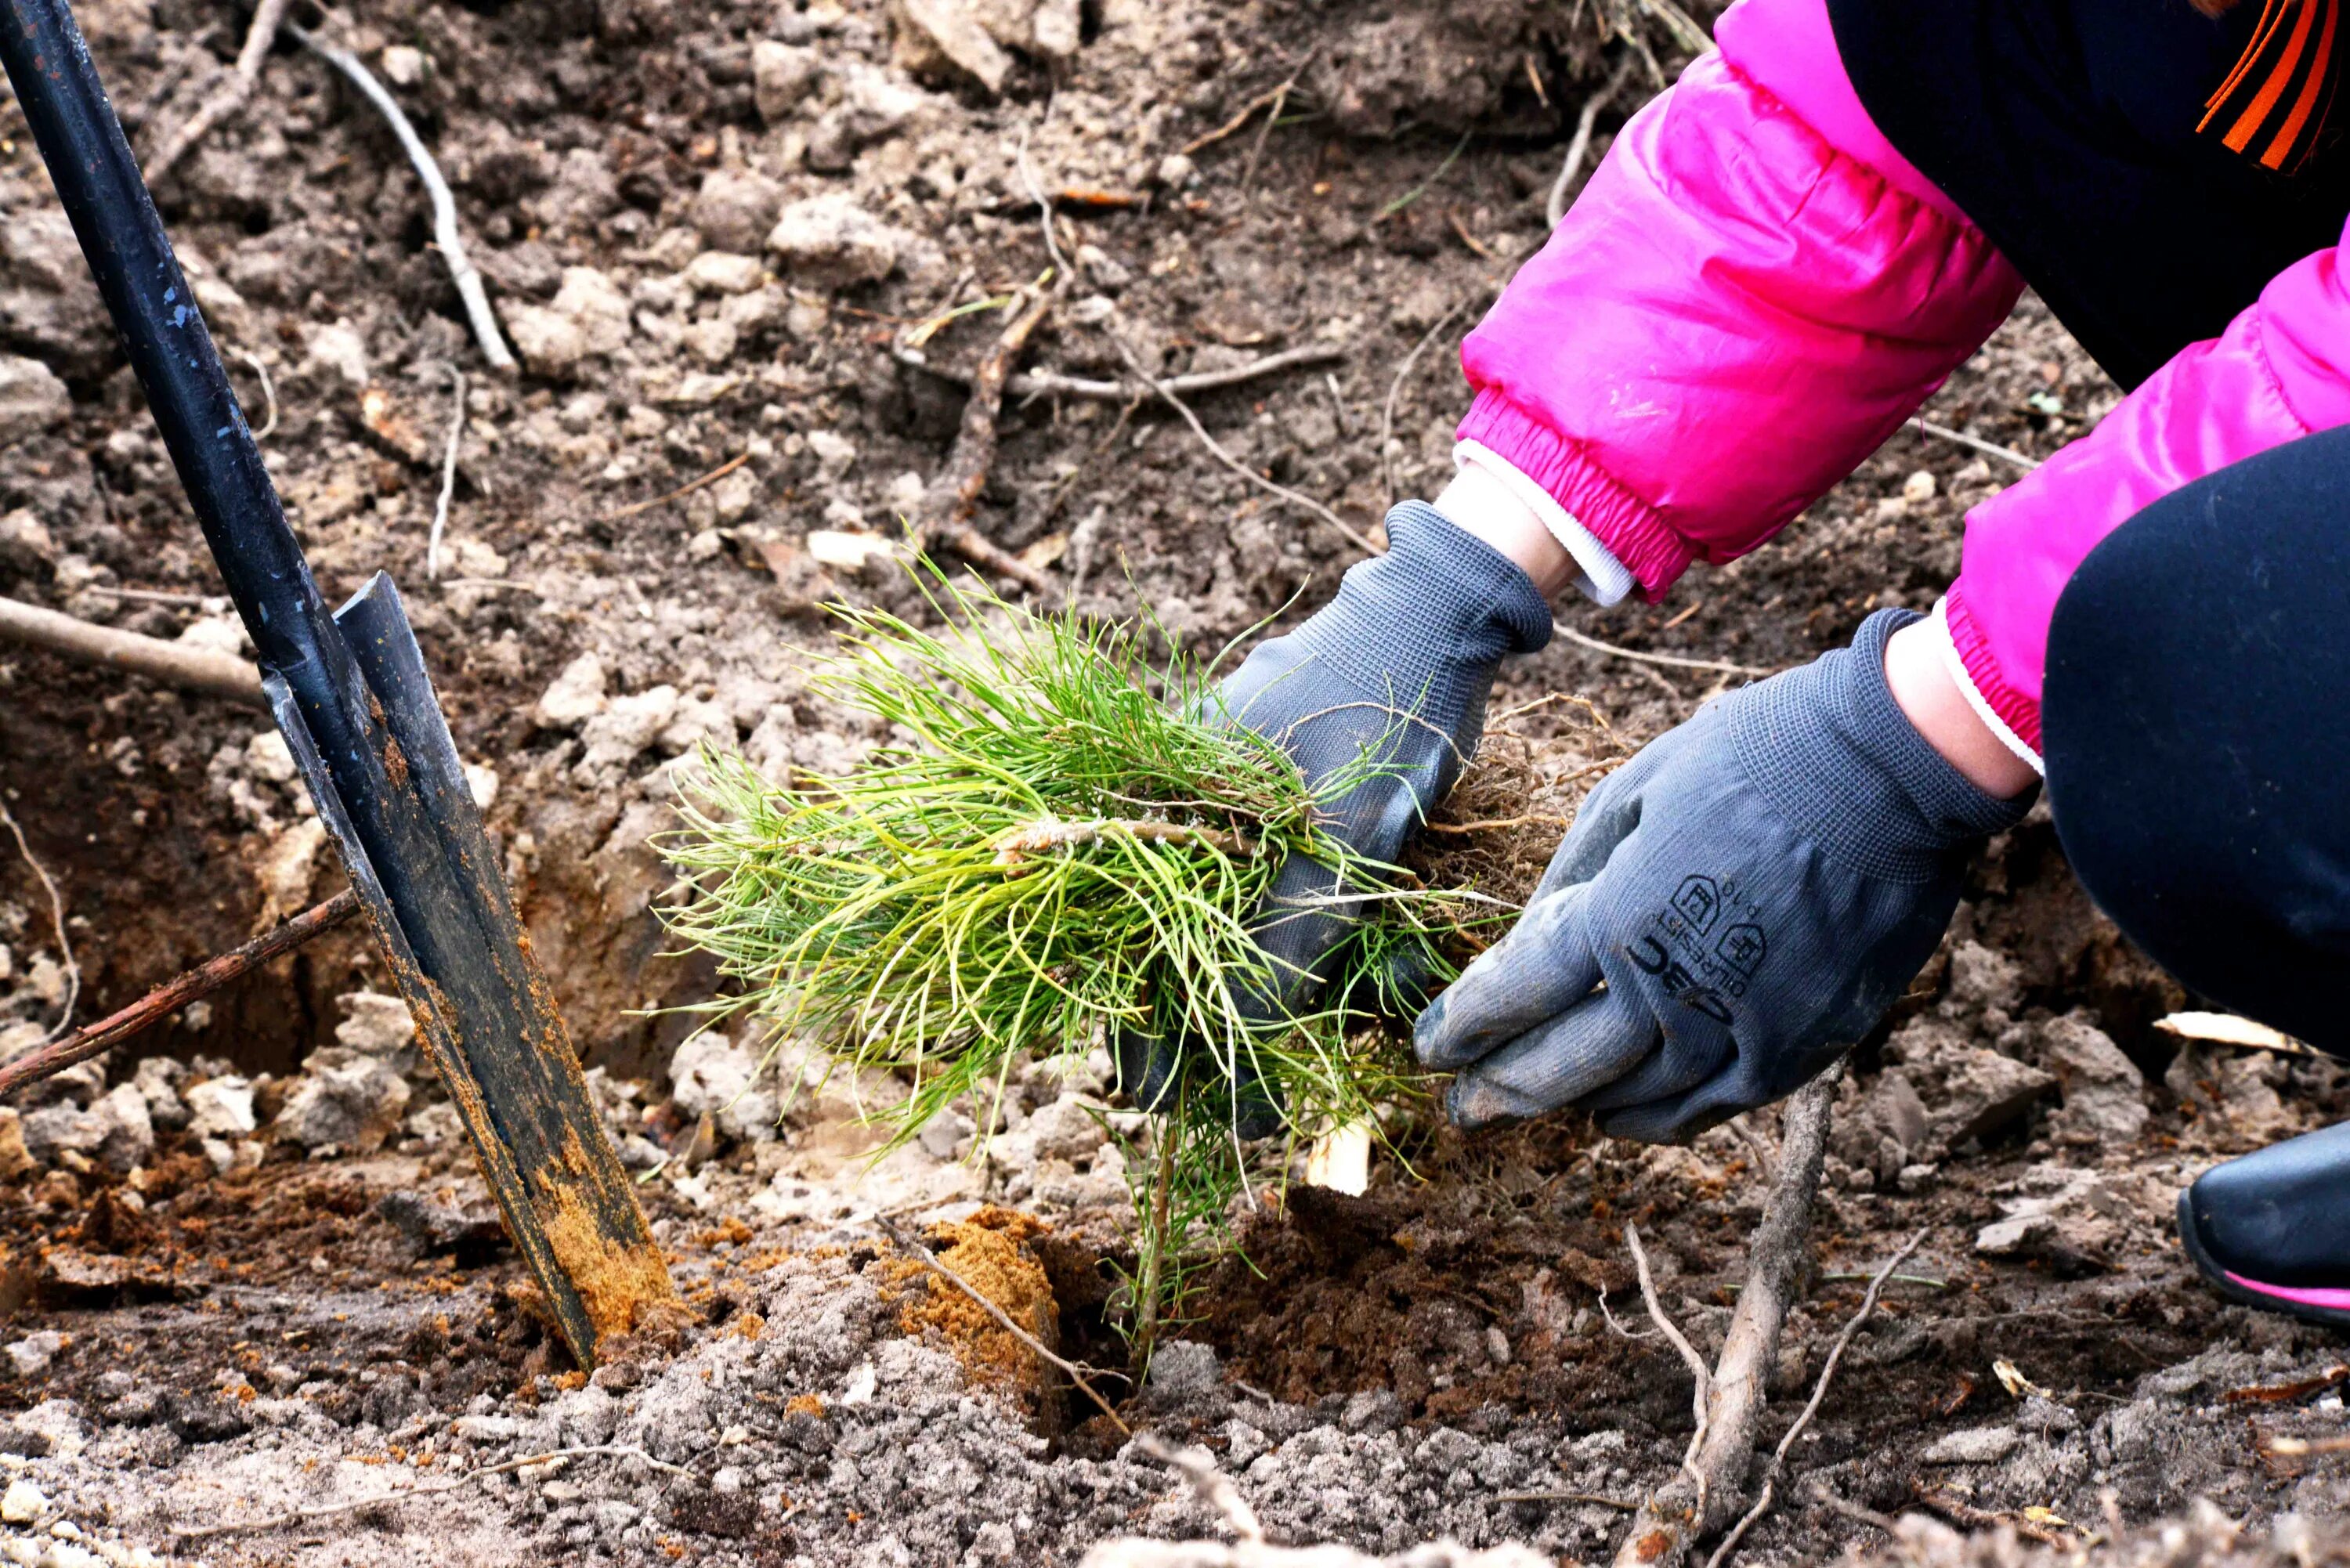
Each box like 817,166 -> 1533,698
0,508 -> 57,576
183,1075 -> 257,1140
668,1033 -> 779,1144
692,168 -> 786,255
534,652 -> 609,730
892,0 -> 1015,93
21,1084 -> 152,1173
2042,1009 -> 2147,1145
0,356 -> 69,445
1975,1166 -> 2131,1267
1917,1036 -> 2056,1153
1919,1425 -> 2022,1465
334,991 -> 418,1060
274,1048 -> 410,1154
767,195 -> 911,288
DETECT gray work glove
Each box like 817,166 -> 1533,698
1115,500 -> 1554,1130
1413,609 -> 2033,1143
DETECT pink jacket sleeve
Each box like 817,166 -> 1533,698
1457,0 -> 2023,599
1946,237 -> 2350,757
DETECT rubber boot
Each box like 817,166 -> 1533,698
2177,1120 -> 2350,1329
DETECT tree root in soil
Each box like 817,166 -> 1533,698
919,285 -> 1059,593
1612,1068 -> 1840,1568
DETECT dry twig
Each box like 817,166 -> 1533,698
1625,1219 -> 1715,1514
234,349 -> 278,439
603,450 -> 751,523
145,0 -> 292,180
1702,1227 -> 1931,1568
427,363 -> 466,580
0,594 -> 266,708
1110,330 -> 1382,557
1911,417 -> 2041,472
287,23 -> 514,370
0,800 -> 77,1044
0,889 -> 360,1100
920,287 -> 1058,593
1383,298 -> 1474,509
879,1217 -> 1131,1435
1135,1433 -> 1265,1542
173,1444 -> 692,1539
1549,56 -> 1637,228
974,344 -> 1347,404
1553,620 -> 1772,681
1614,1068 -> 1842,1568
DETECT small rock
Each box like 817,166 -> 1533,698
1919,1425 -> 2020,1465
891,0 -> 1013,93
668,1035 -> 777,1144
1025,1093 -> 1107,1162
752,40 -> 822,124
1945,941 -> 2023,1016
1341,1386 -> 1406,1434
274,1049 -> 410,1154
548,267 -> 631,357
0,1111 -> 32,1181
0,510 -> 58,576
378,44 -> 427,86
576,685 -> 682,777
685,251 -> 765,296
0,1477 -> 43,1523
334,992 -> 418,1060
5,1332 -> 62,1379
0,356 -> 70,444
300,320 -> 371,389
1145,1340 -> 1220,1397
1925,1045 -> 2055,1151
184,1076 -> 257,1140
534,653 -> 609,729
2042,1010 -> 2147,1144
377,1190 -> 505,1255
503,305 -> 588,376
692,168 -> 786,255
766,196 -> 908,288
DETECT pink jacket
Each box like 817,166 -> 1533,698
1461,0 -> 2350,759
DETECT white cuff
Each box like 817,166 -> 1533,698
1453,441 -> 1636,606
1928,596 -> 2044,777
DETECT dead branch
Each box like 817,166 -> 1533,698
1910,417 -> 2040,472
0,594 -> 266,708
144,0 -> 292,180
1180,85 -> 1292,157
0,800 -> 77,1044
1240,47 -> 1319,193
1703,1226 -> 1930,1568
287,23 -> 514,371
1547,56 -> 1637,228
1108,329 -> 1383,558
920,287 -> 1058,593
1135,1433 -> 1264,1542
427,363 -> 466,580
604,449 -> 751,523
0,889 -> 360,1101
172,1444 -> 692,1539
1613,1068 -> 1841,1568
997,344 -> 1349,404
1553,621 -> 1773,681
879,1216 -> 1132,1436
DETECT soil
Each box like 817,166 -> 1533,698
0,0 -> 2342,1563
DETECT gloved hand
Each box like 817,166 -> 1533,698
1413,609 -> 2034,1143
1115,500 -> 1554,1127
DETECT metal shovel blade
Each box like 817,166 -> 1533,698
269,574 -> 678,1364
0,0 -> 676,1365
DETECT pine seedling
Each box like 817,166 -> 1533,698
662,576 -> 1488,1361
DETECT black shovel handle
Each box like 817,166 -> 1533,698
0,0 -> 344,703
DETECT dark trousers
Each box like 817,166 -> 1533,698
2044,425 -> 2350,1053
